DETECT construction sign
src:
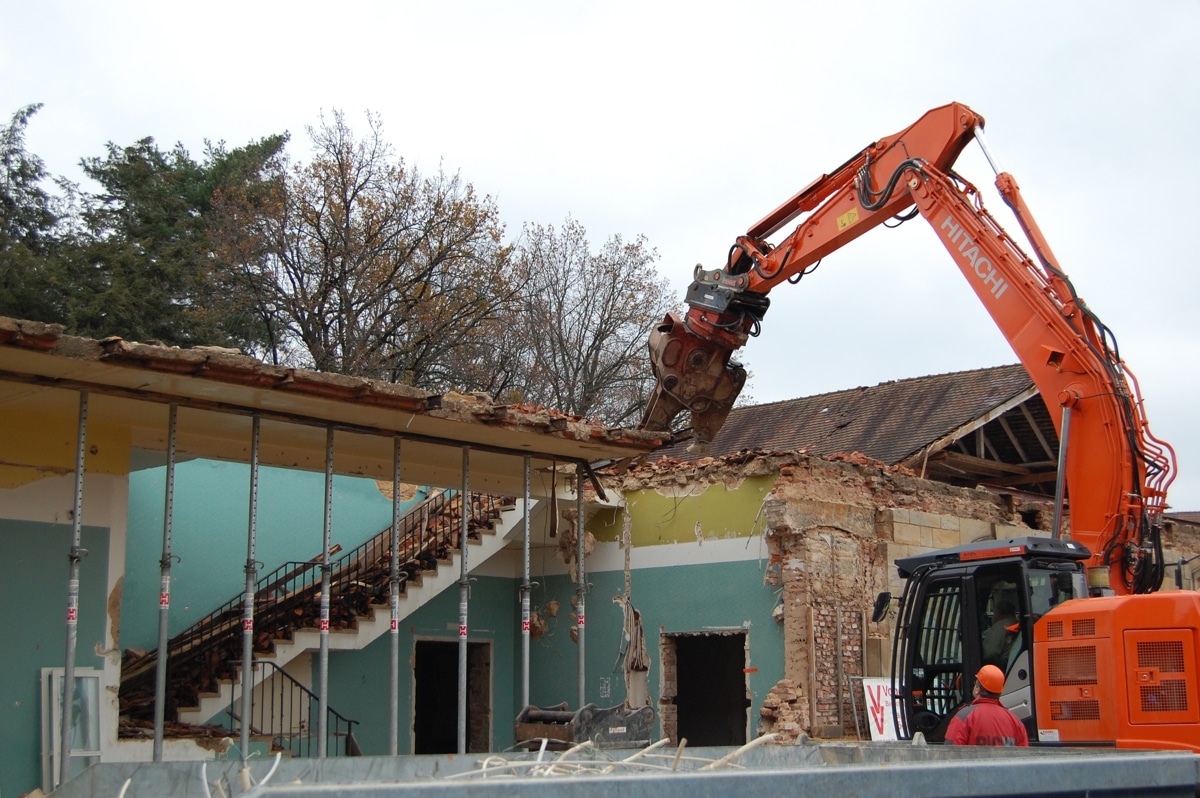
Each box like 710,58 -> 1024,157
861,677 -> 901,741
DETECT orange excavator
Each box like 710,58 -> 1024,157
639,103 -> 1200,750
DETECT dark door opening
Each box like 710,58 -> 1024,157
413,640 -> 491,754
666,632 -> 748,746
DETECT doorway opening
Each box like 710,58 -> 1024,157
660,631 -> 749,746
413,640 -> 491,754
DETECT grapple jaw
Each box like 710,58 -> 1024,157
639,313 -> 746,455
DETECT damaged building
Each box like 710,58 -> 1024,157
2,316 -> 1198,796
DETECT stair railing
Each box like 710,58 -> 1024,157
227,659 -> 360,758
120,490 -> 509,724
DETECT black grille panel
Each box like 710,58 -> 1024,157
1047,645 -> 1098,685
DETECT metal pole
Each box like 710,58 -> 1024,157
318,425 -> 334,757
457,447 -> 470,755
59,390 -> 87,787
239,416 -> 261,766
520,455 -> 531,712
389,437 -> 401,756
152,404 -> 178,761
1052,406 -> 1072,540
807,606 -> 817,733
836,608 -> 844,732
973,126 -> 1004,176
576,471 -> 586,710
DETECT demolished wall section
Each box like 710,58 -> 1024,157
610,450 -> 1051,740
764,455 -> 1040,737
608,449 -> 1200,741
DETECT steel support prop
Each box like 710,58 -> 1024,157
457,447 -> 470,755
520,455 -> 531,712
152,404 -> 178,761
318,426 -> 334,757
240,415 -> 261,766
576,472 -> 586,710
389,437 -> 402,756
59,390 -> 88,787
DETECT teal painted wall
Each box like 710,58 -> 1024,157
125,460 -> 425,651
123,462 -> 782,755
527,560 -> 784,729
0,521 -> 110,798
320,561 -> 781,755
325,575 -> 519,754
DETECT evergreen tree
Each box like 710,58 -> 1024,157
0,104 -> 66,324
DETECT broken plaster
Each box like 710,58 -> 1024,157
96,575 -> 123,659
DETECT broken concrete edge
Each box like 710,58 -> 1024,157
0,316 -> 666,451
597,446 -> 1049,524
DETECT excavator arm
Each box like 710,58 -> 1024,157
640,103 -> 982,445
639,102 -> 1176,594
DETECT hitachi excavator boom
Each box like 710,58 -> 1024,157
639,102 -> 1174,594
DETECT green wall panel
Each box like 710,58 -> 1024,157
325,575 -> 519,754
526,559 -> 783,734
0,521 -> 110,798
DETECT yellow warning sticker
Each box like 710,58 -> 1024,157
837,208 -> 860,231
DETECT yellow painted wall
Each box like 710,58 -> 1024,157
0,407 -> 131,488
590,474 -> 777,546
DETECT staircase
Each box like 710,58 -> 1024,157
119,490 -> 530,738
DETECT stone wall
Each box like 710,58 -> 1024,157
758,454 -> 1041,737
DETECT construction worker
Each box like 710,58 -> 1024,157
981,599 -> 1018,662
944,665 -> 1028,746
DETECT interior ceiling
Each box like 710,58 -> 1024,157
0,338 -> 661,498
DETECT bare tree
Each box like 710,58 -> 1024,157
211,113 -> 674,424
213,110 -> 518,384
513,218 -> 676,425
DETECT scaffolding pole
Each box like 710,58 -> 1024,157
576,471 -> 586,710
152,404 -> 178,761
59,390 -> 88,788
318,425 -> 334,757
457,447 -> 470,755
520,455 -> 531,712
389,436 -> 402,756
239,416 -> 261,766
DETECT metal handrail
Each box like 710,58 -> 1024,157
228,659 -> 360,757
120,490 -> 509,724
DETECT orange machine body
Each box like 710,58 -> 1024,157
1034,591 -> 1200,751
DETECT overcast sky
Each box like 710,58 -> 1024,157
5,1 -> 1199,511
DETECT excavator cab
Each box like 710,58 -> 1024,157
887,536 -> 1090,741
